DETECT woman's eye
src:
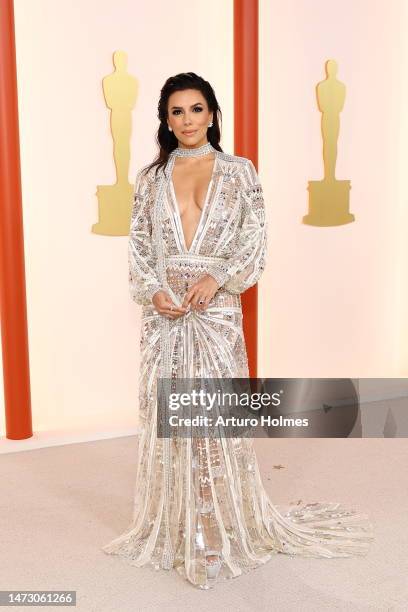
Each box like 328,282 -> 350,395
172,107 -> 203,115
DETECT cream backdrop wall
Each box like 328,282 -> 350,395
258,0 -> 408,379
4,0 -> 408,439
9,0 -> 233,436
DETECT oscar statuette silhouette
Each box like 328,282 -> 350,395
93,50 -> 138,236
303,59 -> 355,226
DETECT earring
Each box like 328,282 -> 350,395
208,122 -> 213,128
168,125 -> 173,131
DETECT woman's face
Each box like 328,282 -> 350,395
167,89 -> 213,149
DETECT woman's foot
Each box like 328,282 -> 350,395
205,550 -> 222,580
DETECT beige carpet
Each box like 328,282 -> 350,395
0,437 -> 406,611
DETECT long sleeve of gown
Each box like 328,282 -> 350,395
128,167 -> 163,305
208,159 -> 267,294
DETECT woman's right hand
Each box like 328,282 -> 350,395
152,290 -> 187,319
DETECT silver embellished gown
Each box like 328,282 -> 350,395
102,144 -> 374,589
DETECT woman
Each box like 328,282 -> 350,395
102,72 -> 373,589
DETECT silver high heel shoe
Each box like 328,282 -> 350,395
205,550 -> 222,580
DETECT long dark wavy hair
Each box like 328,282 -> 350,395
143,72 -> 223,177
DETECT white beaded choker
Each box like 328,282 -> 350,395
171,142 -> 215,157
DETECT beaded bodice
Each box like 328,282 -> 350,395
128,148 -> 267,306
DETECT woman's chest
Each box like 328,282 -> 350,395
153,167 -> 243,257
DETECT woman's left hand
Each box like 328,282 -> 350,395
181,274 -> 219,311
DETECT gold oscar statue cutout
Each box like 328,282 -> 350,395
92,51 -> 138,235
303,59 -> 355,226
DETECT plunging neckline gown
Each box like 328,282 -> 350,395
169,153 -> 216,254
102,143 -> 374,590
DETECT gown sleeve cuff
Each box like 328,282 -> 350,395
146,284 -> 163,303
207,266 -> 230,289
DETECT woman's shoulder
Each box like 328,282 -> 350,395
217,151 -> 257,175
135,162 -> 164,187
137,162 -> 156,178
217,150 -> 252,166
216,151 -> 259,185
